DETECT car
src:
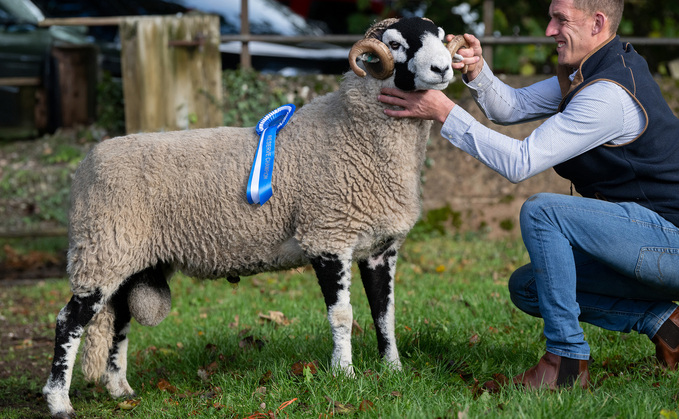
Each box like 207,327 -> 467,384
0,0 -> 96,136
0,0 -> 352,137
31,0 -> 353,75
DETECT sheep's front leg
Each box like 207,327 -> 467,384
43,289 -> 105,419
311,253 -> 354,376
358,241 -> 402,370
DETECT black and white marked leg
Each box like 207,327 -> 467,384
43,289 -> 105,418
311,252 -> 355,376
358,241 -> 402,370
102,284 -> 135,398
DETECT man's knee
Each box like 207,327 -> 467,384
519,193 -> 577,237
521,192 -> 557,219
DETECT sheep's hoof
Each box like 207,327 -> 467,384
332,365 -> 355,378
52,412 -> 75,419
385,359 -> 402,371
227,276 -> 240,284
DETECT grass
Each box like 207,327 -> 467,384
1,233 -> 678,418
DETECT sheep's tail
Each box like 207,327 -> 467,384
81,301 -> 115,383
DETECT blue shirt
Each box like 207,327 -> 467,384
440,63 -> 645,183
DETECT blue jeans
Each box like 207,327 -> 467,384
510,193 -> 679,361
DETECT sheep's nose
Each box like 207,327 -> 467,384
430,64 -> 449,75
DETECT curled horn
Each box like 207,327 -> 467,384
446,35 -> 470,74
349,18 -> 399,79
349,38 -> 394,79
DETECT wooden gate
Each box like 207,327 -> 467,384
120,14 -> 223,133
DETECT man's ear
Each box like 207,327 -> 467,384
592,12 -> 607,35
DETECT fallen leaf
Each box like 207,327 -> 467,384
258,310 -> 290,326
351,320 -> 364,335
259,370 -> 272,385
117,399 -> 140,411
157,378 -> 177,393
324,396 -> 355,414
468,333 -> 480,346
14,338 -> 33,349
239,335 -> 265,351
359,399 -> 374,411
197,369 -> 210,382
660,409 -> 679,419
291,360 -> 318,376
229,315 -> 240,328
205,361 -> 218,372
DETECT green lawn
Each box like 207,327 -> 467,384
1,233 -> 676,418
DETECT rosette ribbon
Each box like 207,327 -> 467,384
246,104 -> 296,205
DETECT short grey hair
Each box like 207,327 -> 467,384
574,0 -> 624,34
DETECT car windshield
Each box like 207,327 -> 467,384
30,0 -> 325,36
0,0 -> 44,25
175,0 -> 324,35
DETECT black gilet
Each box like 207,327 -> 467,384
554,35 -> 679,227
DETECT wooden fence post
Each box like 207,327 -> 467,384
51,44 -> 98,128
120,14 -> 222,133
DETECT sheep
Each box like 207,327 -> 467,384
42,17 -> 469,418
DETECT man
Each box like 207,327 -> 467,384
378,0 -> 679,390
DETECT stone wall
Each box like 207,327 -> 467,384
420,74 -> 679,238
420,75 -> 577,238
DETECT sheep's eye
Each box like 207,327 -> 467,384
389,41 -> 401,50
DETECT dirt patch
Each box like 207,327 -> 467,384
0,286 -> 71,418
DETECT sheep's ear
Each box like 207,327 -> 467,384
438,27 -> 445,41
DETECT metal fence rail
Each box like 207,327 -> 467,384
37,17 -> 679,47
220,34 -> 679,46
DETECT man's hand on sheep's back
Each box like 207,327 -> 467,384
378,88 -> 455,124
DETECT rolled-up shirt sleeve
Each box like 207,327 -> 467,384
441,66 -> 643,183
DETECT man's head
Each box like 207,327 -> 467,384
546,0 -> 624,67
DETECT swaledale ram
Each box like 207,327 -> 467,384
43,17 -> 469,418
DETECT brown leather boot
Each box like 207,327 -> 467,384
512,352 -> 590,390
651,307 -> 679,370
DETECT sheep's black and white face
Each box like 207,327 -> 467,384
383,18 -> 453,91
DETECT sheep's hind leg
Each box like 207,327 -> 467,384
101,282 -> 135,398
358,241 -> 402,370
43,289 -> 105,418
102,264 -> 172,398
311,253 -> 355,376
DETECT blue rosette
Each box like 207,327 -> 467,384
246,104 -> 296,205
